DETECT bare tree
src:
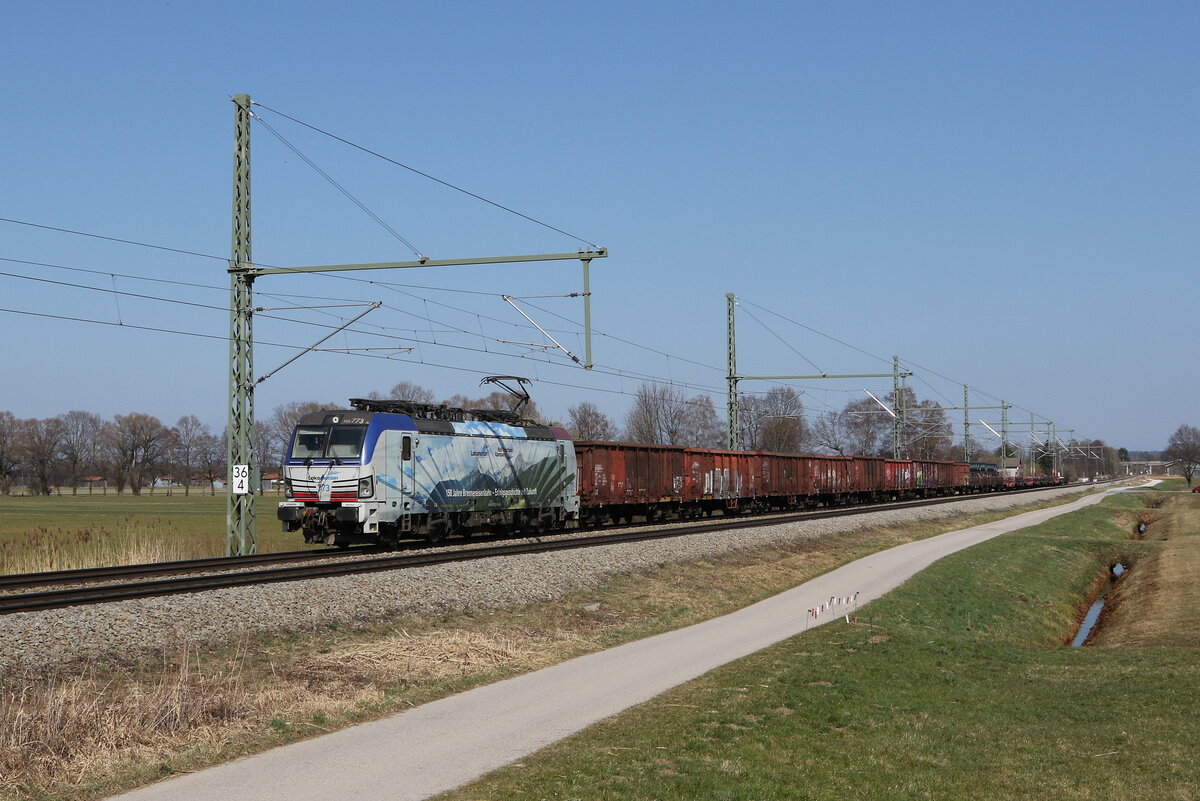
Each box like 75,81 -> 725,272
173,415 -> 208,496
624,384 -> 723,447
1101,443 -> 1121,477
197,431 -> 225,495
21,417 -> 66,495
897,390 -> 953,460
1060,439 -> 1120,481
810,410 -> 848,456
0,411 -> 24,495
567,401 -> 617,441
262,401 -> 339,473
624,384 -> 690,445
826,388 -> 952,459
842,396 -> 888,456
954,436 -> 996,465
103,413 -> 174,495
1165,424 -> 1200,485
681,394 -> 725,448
93,420 -> 118,493
372,381 -> 436,403
60,410 -> 103,495
758,391 -> 793,450
741,387 -> 807,452
738,395 -> 765,450
252,420 -> 273,493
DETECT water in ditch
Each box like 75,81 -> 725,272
1071,564 -> 1126,647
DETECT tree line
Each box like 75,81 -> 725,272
0,410 -> 223,496
573,384 -> 972,463
3,380 -> 1167,494
0,380 -> 568,496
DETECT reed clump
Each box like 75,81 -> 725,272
0,516 -> 221,575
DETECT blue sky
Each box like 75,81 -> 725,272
3,1 -> 1196,450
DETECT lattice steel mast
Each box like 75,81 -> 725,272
227,94 -> 255,556
725,294 -> 909,450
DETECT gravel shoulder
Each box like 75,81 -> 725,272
0,487 -> 1091,675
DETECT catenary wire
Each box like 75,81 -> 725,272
0,216 -> 718,378
0,222 -> 1056,429
736,296 -> 895,370
0,257 -> 1040,432
251,101 -> 602,250
0,274 -> 732,397
0,305 -> 729,413
0,259 -> 729,394
739,295 -> 1056,426
0,217 -> 229,263
253,114 -> 425,259
736,303 -> 826,375
0,215 -> 720,382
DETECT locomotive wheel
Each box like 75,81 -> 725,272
425,513 -> 453,544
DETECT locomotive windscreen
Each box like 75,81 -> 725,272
290,424 -> 368,460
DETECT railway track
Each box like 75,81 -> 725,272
0,546 -> 378,591
0,484 -> 1084,615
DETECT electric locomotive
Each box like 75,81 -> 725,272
277,385 -> 578,546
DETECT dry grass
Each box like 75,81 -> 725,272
1096,496 -> 1200,647
0,645 -> 259,794
0,627 -> 605,799
301,628 -> 592,684
0,630 -> 559,798
0,518 -> 220,575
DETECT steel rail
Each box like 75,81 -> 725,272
0,484 -> 1085,616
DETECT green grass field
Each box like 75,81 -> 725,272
0,491 -> 305,573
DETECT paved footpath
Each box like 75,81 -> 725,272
111,490 -> 1110,801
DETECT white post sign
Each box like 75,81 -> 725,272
232,464 -> 251,495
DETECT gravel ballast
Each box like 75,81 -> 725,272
0,487 -> 1093,674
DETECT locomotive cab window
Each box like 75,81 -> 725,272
291,427 -> 328,459
328,425 -> 367,459
290,425 -> 367,460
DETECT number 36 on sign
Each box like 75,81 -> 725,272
232,464 -> 251,495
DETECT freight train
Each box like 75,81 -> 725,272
276,389 -> 1063,547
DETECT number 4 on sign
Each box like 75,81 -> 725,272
232,464 -> 251,495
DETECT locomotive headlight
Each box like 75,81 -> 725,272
358,476 -> 374,498
284,478 -> 293,499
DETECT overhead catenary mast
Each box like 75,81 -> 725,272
725,293 -> 910,452
225,94 -> 606,555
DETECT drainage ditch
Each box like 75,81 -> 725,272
1071,563 -> 1125,647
